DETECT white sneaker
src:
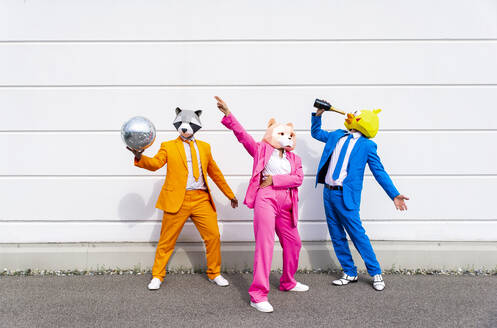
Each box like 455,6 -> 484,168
373,274 -> 385,291
209,275 -> 229,287
250,301 -> 274,313
147,277 -> 162,290
288,282 -> 309,292
332,273 -> 358,286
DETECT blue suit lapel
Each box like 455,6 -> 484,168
317,130 -> 346,174
315,130 -> 348,186
347,135 -> 365,170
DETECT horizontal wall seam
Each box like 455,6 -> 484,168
1,129 -> 496,133
0,219 -> 496,223
2,84 -> 497,88
1,39 -> 497,44
0,174 -> 496,178
1,85 -> 497,90
1,240 -> 495,246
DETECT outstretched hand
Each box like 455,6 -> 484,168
394,194 -> 409,211
126,146 -> 144,161
215,96 -> 230,116
230,197 -> 239,208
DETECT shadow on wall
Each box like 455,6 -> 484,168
118,178 -> 163,241
295,132 -> 321,177
295,137 -> 339,272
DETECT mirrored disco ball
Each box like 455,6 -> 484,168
121,116 -> 156,151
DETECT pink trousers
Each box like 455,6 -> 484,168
248,186 -> 302,303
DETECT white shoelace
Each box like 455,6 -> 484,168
336,274 -> 357,285
373,275 -> 384,283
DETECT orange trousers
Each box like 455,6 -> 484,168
152,190 -> 221,281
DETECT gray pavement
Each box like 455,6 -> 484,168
1,273 -> 496,328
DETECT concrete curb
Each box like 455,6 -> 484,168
1,241 -> 497,272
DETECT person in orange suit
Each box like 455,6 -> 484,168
127,108 -> 238,290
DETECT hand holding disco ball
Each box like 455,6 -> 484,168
121,116 -> 156,160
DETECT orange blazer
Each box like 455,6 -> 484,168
135,137 -> 235,213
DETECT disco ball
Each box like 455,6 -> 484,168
121,116 -> 156,151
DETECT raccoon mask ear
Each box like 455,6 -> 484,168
175,107 -> 182,115
194,110 -> 202,117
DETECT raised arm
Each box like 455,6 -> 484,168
311,110 -> 332,143
216,96 -> 258,157
206,145 -> 239,208
133,142 -> 168,171
207,148 -> 235,199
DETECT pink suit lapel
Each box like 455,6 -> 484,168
263,142 -> 273,167
286,151 -> 296,175
284,151 -> 299,227
254,141 -> 274,175
260,142 -> 296,172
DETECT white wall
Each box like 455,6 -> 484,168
1,0 -> 497,247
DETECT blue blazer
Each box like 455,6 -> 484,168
311,113 -> 399,210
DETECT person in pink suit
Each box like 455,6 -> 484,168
215,96 -> 309,313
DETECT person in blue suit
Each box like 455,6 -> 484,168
311,105 -> 409,291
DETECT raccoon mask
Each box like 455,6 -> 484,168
173,107 -> 202,139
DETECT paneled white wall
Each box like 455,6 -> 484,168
1,0 -> 497,244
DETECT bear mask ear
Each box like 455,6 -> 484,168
267,118 -> 276,128
194,110 -> 202,117
175,107 -> 182,115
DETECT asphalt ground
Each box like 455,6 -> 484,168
1,273 -> 496,328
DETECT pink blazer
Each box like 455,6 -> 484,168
221,113 -> 303,227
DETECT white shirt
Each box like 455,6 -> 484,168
262,149 -> 291,176
325,131 -> 362,186
181,137 -> 207,190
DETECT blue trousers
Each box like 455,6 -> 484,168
323,188 -> 381,276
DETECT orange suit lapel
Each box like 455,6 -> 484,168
175,137 -> 188,169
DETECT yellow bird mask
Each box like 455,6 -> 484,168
344,109 -> 382,139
